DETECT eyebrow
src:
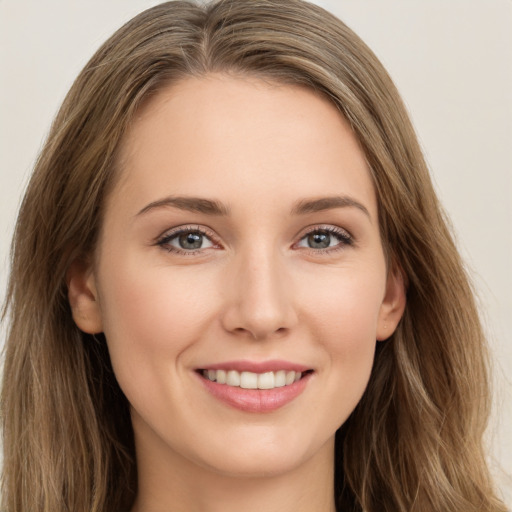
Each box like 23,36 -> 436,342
136,196 -> 230,216
290,196 -> 371,219
136,194 -> 370,219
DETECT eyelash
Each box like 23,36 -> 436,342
296,225 -> 354,254
155,224 -> 354,256
156,225 -> 219,255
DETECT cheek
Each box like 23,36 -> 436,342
305,267 -> 385,346
301,269 -> 384,417
96,258 -> 219,379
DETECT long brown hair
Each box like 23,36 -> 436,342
1,1 -> 506,511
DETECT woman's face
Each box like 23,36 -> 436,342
70,74 -> 405,478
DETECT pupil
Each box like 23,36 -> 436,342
179,232 -> 202,249
308,231 -> 330,249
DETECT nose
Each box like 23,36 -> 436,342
220,248 -> 298,340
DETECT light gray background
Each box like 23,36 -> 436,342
1,0 -> 511,506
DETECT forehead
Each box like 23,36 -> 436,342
111,73 -> 376,218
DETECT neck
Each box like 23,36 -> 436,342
131,427 -> 337,512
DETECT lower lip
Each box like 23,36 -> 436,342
197,372 -> 312,413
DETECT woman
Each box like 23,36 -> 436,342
1,1 -> 507,511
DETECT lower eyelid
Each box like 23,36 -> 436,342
157,227 -> 205,245
154,225 -> 353,254
296,227 -> 353,246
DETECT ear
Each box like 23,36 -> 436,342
376,265 -> 406,341
66,258 -> 103,334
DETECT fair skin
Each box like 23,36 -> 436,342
68,74 -> 405,512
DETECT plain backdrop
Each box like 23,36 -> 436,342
1,0 -> 511,506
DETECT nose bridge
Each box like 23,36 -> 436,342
222,242 -> 297,339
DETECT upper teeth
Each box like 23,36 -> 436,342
202,369 -> 302,389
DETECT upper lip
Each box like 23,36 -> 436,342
197,359 -> 311,373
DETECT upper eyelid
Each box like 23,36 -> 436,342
156,225 -> 218,242
295,224 -> 352,240
155,226 -> 220,255
155,223 -> 353,249
293,225 -> 354,252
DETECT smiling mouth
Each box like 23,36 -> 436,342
198,369 -> 312,390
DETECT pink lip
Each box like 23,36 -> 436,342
199,359 -> 310,373
196,363 -> 313,413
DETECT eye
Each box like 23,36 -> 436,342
157,226 -> 216,254
296,227 -> 353,251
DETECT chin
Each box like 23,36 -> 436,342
199,449 -> 310,479
186,427 -> 335,480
